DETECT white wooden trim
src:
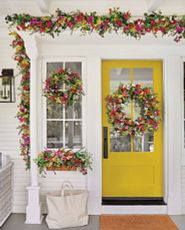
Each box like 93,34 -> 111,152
20,34 -> 43,224
86,56 -> 102,214
165,56 -> 182,214
181,58 -> 185,166
163,59 -> 168,204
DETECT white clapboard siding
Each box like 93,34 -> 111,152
10,158 -> 30,213
0,38 -> 30,214
39,171 -> 87,213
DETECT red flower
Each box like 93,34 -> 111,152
123,12 -> 131,20
115,20 -> 122,27
49,95 -> 55,101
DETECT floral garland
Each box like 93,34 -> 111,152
5,8 -> 185,42
106,83 -> 160,136
44,68 -> 84,106
34,148 -> 92,176
11,32 -> 31,168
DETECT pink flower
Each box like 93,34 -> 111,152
68,75 -> 73,81
87,16 -> 94,24
145,28 -> 152,33
151,20 -> 156,26
148,119 -> 153,124
175,36 -> 181,42
47,21 -> 53,28
176,26 -> 183,33
62,94 -> 68,104
155,110 -> 159,115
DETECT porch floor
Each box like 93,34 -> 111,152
1,214 -> 185,230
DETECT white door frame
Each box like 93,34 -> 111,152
101,58 -> 168,214
86,53 -> 182,215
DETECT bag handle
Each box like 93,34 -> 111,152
61,181 -> 74,197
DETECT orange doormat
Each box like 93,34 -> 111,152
100,215 -> 178,230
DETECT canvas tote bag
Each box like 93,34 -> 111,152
46,182 -> 89,229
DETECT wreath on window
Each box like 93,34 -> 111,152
43,68 -> 84,106
106,83 -> 160,136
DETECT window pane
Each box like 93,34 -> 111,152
65,97 -> 82,119
74,98 -> 82,118
47,102 -> 63,119
47,62 -> 63,78
134,133 -> 154,152
110,68 -> 130,93
65,121 -> 82,149
133,68 -> 153,87
65,106 -> 73,119
65,62 -> 82,77
110,131 -> 131,152
47,121 -> 63,148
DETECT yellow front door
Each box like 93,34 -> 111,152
102,60 -> 163,199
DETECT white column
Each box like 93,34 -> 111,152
20,33 -> 43,224
166,56 -> 182,214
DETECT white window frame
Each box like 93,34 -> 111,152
41,57 -> 87,152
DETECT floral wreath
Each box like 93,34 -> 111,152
43,68 -> 84,106
106,83 -> 160,136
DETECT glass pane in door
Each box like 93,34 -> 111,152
133,68 -> 154,152
110,68 -> 131,152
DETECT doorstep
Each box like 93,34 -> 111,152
101,205 -> 167,214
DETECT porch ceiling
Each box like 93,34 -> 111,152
1,0 -> 185,26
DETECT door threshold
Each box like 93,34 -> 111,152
101,205 -> 167,214
102,197 -> 166,206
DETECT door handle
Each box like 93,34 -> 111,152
103,127 -> 108,159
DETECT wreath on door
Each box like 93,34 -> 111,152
106,83 -> 160,136
43,68 -> 84,106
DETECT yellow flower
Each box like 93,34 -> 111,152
41,16 -> 51,21
96,17 -> 102,26
9,31 -> 18,37
16,46 -> 22,52
56,97 -> 61,104
81,20 -> 87,27
21,60 -> 29,68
